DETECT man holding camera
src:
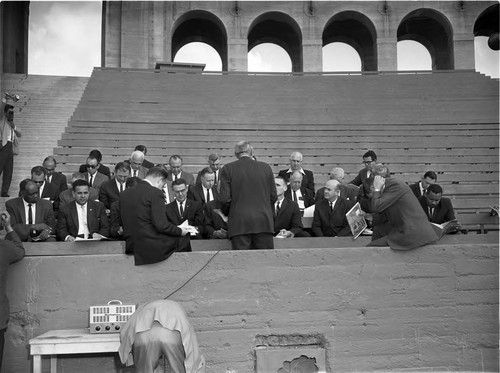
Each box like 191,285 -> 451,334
0,97 -> 22,197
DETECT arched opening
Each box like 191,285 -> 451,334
28,1 -> 101,76
248,12 -> 302,72
171,10 -> 228,71
322,11 -> 377,72
397,8 -> 454,70
473,4 -> 499,78
397,40 -> 432,71
322,42 -> 361,72
173,42 -> 223,71
248,43 -> 292,72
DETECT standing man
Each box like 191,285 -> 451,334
0,212 -> 24,371
0,103 -> 21,197
188,167 -> 219,206
349,150 -> 377,191
120,167 -> 190,265
284,171 -> 315,212
43,156 -> 68,194
278,151 -> 315,195
99,162 -> 131,209
167,155 -> 195,186
410,171 -> 438,199
312,180 -> 352,237
219,141 -> 277,250
370,163 -> 438,250
56,179 -> 109,241
84,155 -> 109,190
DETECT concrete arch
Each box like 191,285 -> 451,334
474,4 -> 499,50
322,11 -> 377,71
397,8 -> 454,70
248,11 -> 302,72
171,10 -> 228,71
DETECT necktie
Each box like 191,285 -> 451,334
174,174 -> 178,181
133,170 -> 137,177
276,202 -> 281,216
82,205 -> 89,238
119,183 -> 123,193
429,207 -> 434,219
330,202 -> 334,211
179,202 -> 184,216
206,188 -> 211,203
293,190 -> 297,202
28,203 -> 33,224
89,174 -> 93,187
214,172 -> 218,185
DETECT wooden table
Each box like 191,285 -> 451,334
29,328 -> 120,373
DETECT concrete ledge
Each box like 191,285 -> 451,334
5,237 -> 499,372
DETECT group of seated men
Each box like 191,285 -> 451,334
3,146 -> 459,243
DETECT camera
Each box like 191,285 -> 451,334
6,111 -> 13,122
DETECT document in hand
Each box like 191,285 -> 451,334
430,219 -> 461,238
179,220 -> 199,236
346,202 -> 367,239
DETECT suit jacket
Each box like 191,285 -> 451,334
284,187 -> 315,209
6,197 -> 56,242
349,168 -> 371,191
119,181 -> 183,265
315,184 -> 358,203
39,182 -> 60,210
0,231 -> 24,330
56,200 -> 109,240
129,165 -> 148,180
278,168 -> 315,195
99,178 -> 124,209
48,172 -> 68,193
142,159 -> 154,169
58,187 -> 99,209
79,163 -> 111,178
167,171 -> 195,186
370,178 -> 438,250
187,183 -> 219,206
165,199 -> 205,239
418,195 -> 456,224
274,198 -> 304,236
312,198 -> 352,237
84,171 -> 109,190
109,200 -> 123,239
203,200 -> 228,238
195,168 -> 222,186
409,182 -> 423,199
219,156 -> 277,238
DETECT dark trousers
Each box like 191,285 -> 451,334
0,142 -> 13,196
0,327 -> 5,373
231,233 -> 274,250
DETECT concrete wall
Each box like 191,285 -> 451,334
4,241 -> 499,372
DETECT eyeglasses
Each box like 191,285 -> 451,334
362,160 -> 373,165
33,180 -> 44,185
86,164 -> 97,169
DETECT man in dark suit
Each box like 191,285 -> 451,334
56,179 -> 109,241
203,200 -> 228,239
0,212 -> 24,371
418,184 -> 456,224
349,150 -> 377,191
166,155 -> 195,186
166,178 -> 204,241
30,166 -> 60,205
127,150 -> 149,179
99,162 -> 131,209
59,172 -> 100,208
78,149 -> 111,178
284,171 -> 315,212
134,145 -> 154,169
7,180 -> 56,242
278,151 -> 315,195
120,167 -> 190,265
370,163 -> 438,250
43,156 -> 68,193
316,167 -> 358,203
84,155 -> 109,190
188,167 -> 219,206
195,153 -> 222,187
109,177 -> 141,240
312,180 -> 352,237
409,171 -> 438,199
274,177 -> 309,238
219,141 -> 277,250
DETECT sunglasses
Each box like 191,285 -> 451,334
86,164 -> 97,169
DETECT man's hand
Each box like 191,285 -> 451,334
373,175 -> 385,191
212,229 -> 227,239
38,230 -> 50,241
179,226 -> 190,236
65,235 -> 76,242
118,226 -> 124,235
1,211 -> 13,233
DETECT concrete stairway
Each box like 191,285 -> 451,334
0,74 -> 88,194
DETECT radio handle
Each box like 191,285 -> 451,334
107,300 -> 123,305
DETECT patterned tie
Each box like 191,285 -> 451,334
28,203 -> 33,224
206,188 -> 211,203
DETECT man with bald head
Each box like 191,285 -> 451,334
278,151 -> 315,195
311,180 -> 352,237
284,171 -> 315,212
219,141 -> 277,250
315,167 -> 358,203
